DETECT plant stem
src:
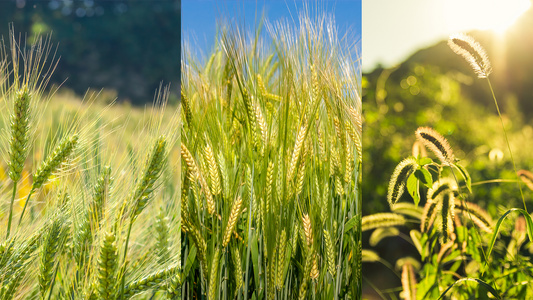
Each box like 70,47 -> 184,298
119,218 -> 134,300
486,78 -> 527,212
17,187 -> 34,228
6,182 -> 17,239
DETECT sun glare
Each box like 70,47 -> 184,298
444,0 -> 531,35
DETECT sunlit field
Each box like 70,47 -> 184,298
0,32 -> 182,299
363,8 -> 533,299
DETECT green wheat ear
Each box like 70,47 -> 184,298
8,87 -> 31,183
130,135 -> 167,220
387,157 -> 418,206
97,232 -> 119,300
33,133 -> 79,189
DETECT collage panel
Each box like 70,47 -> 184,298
181,1 -> 362,299
363,0 -> 533,299
0,1 -> 181,299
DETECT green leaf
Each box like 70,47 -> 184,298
486,208 -> 533,261
415,168 -> 433,188
344,215 -> 360,233
406,172 -> 420,206
437,278 -> 501,299
453,163 -> 471,193
418,157 -> 433,166
183,244 -> 197,280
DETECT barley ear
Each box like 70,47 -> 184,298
208,247 -> 221,300
448,33 -> 492,78
387,157 -> 418,206
39,217 -> 67,298
123,264 -> 179,299
223,196 -> 243,248
8,87 -> 31,183
323,229 -> 336,277
131,135 -> 167,220
33,133 -> 79,189
97,232 -> 119,300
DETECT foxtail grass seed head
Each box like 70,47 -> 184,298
421,200 -> 438,233
387,157 -> 418,206
454,201 -> 493,233
401,263 -> 417,300
439,192 -> 455,244
448,33 -> 492,78
8,88 -> 31,183
33,133 -> 79,190
427,178 -> 457,202
415,127 -> 455,165
131,135 -> 167,219
518,170 -> 533,191
362,213 -> 407,232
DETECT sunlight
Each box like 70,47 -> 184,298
443,0 -> 531,35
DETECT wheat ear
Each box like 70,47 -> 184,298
97,232 -> 118,300
6,88 -> 32,239
223,196 -> 243,248
18,133 -> 79,227
123,264 -> 180,298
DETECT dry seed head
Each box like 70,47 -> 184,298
33,133 -> 79,190
518,169 -> 533,191
387,157 -> 418,206
448,33 -> 492,78
223,196 -> 243,247
415,127 -> 455,165
8,88 -> 31,183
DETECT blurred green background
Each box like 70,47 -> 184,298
0,0 -> 180,105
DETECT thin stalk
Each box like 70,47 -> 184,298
486,78 -> 526,212
6,182 -> 17,239
17,187 -> 35,227
118,218 -> 134,300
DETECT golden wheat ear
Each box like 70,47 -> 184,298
415,127 -> 455,165
448,33 -> 492,78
